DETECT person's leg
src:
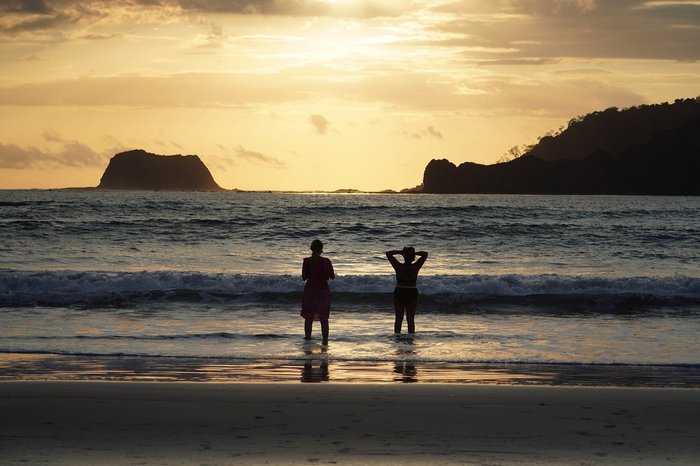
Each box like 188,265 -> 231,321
393,298 -> 405,333
406,300 -> 417,334
304,319 -> 313,339
320,320 -> 329,343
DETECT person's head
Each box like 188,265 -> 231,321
402,246 -> 415,263
310,239 -> 324,254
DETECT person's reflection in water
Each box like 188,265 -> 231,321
393,361 -> 418,383
301,360 -> 329,382
393,334 -> 418,382
300,341 -> 329,382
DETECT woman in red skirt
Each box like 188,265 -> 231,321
301,239 -> 335,343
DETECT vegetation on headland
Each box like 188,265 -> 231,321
422,98 -> 700,195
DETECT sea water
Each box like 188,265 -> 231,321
1,191 -> 699,384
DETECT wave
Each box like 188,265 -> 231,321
0,200 -> 55,207
2,269 -> 699,311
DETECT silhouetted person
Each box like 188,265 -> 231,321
386,247 -> 428,334
301,239 -> 335,343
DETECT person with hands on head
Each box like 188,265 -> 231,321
386,246 -> 428,334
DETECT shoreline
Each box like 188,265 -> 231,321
2,381 -> 699,464
2,353 -> 700,387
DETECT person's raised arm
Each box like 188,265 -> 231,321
414,251 -> 429,269
385,249 -> 402,268
328,259 -> 336,280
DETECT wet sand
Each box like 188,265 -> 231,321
3,353 -> 700,386
1,381 -> 699,465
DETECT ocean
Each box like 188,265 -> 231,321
1,191 -> 699,385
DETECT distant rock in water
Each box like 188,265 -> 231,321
98,150 -> 223,191
422,98 -> 700,195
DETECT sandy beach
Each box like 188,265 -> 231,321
1,382 -> 699,465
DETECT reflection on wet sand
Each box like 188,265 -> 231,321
393,333 -> 418,382
301,340 -> 329,382
393,361 -> 417,383
2,353 -> 700,387
301,360 -> 329,382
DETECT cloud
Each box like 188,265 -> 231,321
171,0 -> 412,17
0,73 -> 308,107
192,18 -> 225,48
0,0 -> 412,36
2,0 -> 699,64
426,126 -> 443,139
2,11 -> 75,35
0,130 -> 106,169
233,145 -> 285,167
21,53 -> 48,61
356,69 -> 646,116
430,0 -> 700,62
405,126 -> 443,140
79,32 -> 123,40
0,68 -> 647,118
3,1 -> 699,66
0,0 -> 53,14
42,127 -> 62,142
0,1 -> 176,38
309,114 -> 330,134
477,58 -> 561,66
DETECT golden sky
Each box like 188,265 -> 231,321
1,0 -> 699,191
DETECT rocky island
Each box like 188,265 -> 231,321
98,150 -> 223,191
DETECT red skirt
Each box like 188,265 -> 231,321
301,280 -> 331,321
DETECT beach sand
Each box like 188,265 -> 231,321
1,382 -> 699,465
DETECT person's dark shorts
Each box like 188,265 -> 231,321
393,287 -> 418,303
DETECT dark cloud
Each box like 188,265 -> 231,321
426,126 -> 443,139
79,32 -> 123,40
0,1 -> 93,37
4,12 -> 72,34
0,130 -> 105,169
0,0 -> 53,14
234,145 -> 285,167
477,58 -> 561,66
162,0 -> 410,17
3,0 -> 698,63
0,0 -> 410,34
432,0 -> 700,62
308,114 -> 329,134
0,143 -> 47,168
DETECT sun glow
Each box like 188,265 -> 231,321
1,1 -> 699,191
253,18 -> 417,71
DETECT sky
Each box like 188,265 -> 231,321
0,0 -> 699,191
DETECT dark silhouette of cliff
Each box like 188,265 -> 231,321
98,150 -> 223,191
422,98 -> 700,195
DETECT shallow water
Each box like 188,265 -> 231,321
1,191 -> 699,384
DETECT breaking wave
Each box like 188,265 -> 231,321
2,269 -> 699,312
